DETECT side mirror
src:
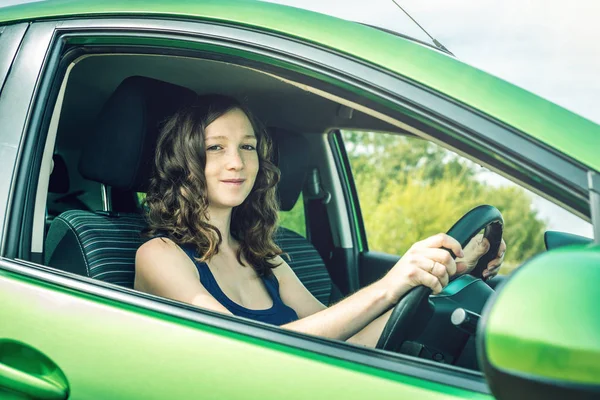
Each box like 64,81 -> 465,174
477,246 -> 600,400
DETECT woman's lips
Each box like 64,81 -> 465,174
221,179 -> 245,186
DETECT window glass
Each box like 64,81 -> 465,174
341,130 -> 592,274
278,193 -> 306,237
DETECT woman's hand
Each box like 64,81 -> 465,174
379,233 -> 468,303
455,234 -> 507,279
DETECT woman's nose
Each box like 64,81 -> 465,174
225,149 -> 244,170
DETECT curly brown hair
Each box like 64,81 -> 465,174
144,94 -> 283,276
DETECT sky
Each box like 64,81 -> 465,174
3,0 -> 598,236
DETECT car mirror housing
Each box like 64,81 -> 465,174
477,245 -> 600,400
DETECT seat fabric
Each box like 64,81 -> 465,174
45,210 -> 147,286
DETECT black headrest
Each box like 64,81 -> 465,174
78,76 -> 197,192
271,128 -> 310,211
49,154 -> 69,193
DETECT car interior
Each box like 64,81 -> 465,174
39,52 -> 405,294
29,50 -> 591,373
44,70 -> 347,305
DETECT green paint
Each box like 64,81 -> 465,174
1,0 -> 599,172
484,245 -> 600,385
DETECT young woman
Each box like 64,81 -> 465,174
134,94 -> 506,347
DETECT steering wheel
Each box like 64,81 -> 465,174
376,205 -> 503,352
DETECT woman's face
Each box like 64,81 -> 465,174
203,108 -> 259,210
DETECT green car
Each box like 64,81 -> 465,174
0,1 -> 598,399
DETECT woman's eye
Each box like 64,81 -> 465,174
241,144 -> 256,150
206,145 -> 223,151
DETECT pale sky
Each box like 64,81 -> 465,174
3,0 -> 598,236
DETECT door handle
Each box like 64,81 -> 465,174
0,340 -> 68,399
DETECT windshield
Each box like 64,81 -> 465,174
260,0 -> 437,47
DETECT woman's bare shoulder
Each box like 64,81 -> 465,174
138,236 -> 177,252
136,237 -> 188,268
134,237 -> 201,292
270,255 -> 296,279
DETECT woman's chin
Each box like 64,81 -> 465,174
209,197 -> 248,210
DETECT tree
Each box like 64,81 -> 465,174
344,131 -> 546,272
278,194 -> 306,237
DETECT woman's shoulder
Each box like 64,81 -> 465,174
136,237 -> 186,265
269,255 -> 294,278
139,235 -> 176,251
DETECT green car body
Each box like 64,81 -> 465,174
0,1 -> 598,399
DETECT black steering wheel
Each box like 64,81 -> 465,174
376,205 -> 503,352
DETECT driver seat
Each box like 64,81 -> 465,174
45,76 -> 342,306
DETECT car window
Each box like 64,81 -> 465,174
278,193 -> 306,237
341,130 -> 592,275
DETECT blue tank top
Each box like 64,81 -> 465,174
179,243 -> 298,326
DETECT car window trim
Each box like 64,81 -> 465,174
34,17 -> 591,248
329,131 -> 369,252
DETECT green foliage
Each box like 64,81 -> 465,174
343,131 -> 547,272
278,193 -> 306,237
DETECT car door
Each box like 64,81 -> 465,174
0,16 -> 491,399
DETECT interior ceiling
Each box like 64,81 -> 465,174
56,54 -> 401,151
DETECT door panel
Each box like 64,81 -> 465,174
358,251 -> 400,288
0,259 -> 488,399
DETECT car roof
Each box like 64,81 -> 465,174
2,0 -> 600,172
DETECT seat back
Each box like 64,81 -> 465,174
46,76 -> 196,283
45,210 -> 147,286
46,76 -> 340,304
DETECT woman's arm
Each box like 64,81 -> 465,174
274,260 -> 392,340
342,235 -> 507,347
274,259 -> 392,346
276,233 -> 466,342
278,233 -> 507,347
135,234 -> 478,346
